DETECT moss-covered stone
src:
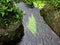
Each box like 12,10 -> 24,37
0,21 -> 24,45
40,4 -> 60,37
0,0 -> 24,45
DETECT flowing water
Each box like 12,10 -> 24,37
16,2 -> 60,45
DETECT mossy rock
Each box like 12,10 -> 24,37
0,21 -> 24,45
0,0 -> 24,45
40,4 -> 60,37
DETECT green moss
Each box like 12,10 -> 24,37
40,4 -> 60,37
27,15 -> 37,35
33,1 -> 45,9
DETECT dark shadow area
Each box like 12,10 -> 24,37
25,3 -> 34,8
3,24 -> 24,45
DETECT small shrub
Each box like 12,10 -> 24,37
0,0 -> 23,29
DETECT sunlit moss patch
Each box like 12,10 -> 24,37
27,15 -> 37,35
33,1 -> 45,9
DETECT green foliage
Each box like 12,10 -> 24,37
0,0 -> 23,29
16,0 -> 60,10
33,0 -> 60,10
49,0 -> 60,10
14,0 -> 33,5
14,0 -> 24,3
24,0 -> 34,5
33,1 -> 45,9
14,0 -> 60,10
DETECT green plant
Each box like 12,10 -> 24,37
24,0 -> 34,5
0,0 -> 23,29
17,0 -> 60,10
14,0 -> 24,3
33,0 -> 60,10
14,0 -> 60,10
49,0 -> 60,10
33,1 -> 46,9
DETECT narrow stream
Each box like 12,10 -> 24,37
16,2 -> 60,45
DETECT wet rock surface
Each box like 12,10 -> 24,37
17,3 -> 60,45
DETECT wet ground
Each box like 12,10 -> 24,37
17,2 -> 60,45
